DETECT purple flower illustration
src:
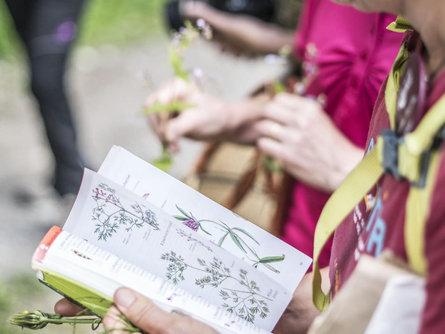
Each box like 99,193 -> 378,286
182,218 -> 199,232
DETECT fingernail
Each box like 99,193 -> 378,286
114,288 -> 136,309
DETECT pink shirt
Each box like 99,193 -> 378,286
281,0 -> 403,268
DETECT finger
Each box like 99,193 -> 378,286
274,93 -> 320,116
257,137 -> 288,164
147,113 -> 163,138
113,288 -> 215,334
113,288 -> 174,333
144,78 -> 190,108
263,99 -> 296,125
256,120 -> 286,142
54,298 -> 85,317
274,92 -> 306,108
103,306 -> 141,334
164,112 -> 200,142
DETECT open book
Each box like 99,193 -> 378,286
32,146 -> 311,333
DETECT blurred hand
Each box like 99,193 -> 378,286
103,288 -> 217,334
146,78 -> 268,151
274,267 -> 329,334
181,1 -> 294,56
256,93 -> 363,192
146,78 -> 229,152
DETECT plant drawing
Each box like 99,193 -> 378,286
91,183 -> 159,241
174,205 -> 285,273
176,228 -> 213,253
161,251 -> 272,322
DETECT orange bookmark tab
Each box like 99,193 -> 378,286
32,226 -> 62,264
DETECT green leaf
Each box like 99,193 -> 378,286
217,232 -> 229,246
261,262 -> 280,274
152,148 -> 173,172
175,204 -> 191,219
168,46 -> 189,81
230,232 -> 247,253
198,222 -> 212,235
262,156 -> 282,173
258,255 -> 285,263
144,101 -> 195,114
273,80 -> 286,94
231,227 -> 260,245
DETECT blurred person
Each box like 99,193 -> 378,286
57,0 -> 445,333
5,0 -> 86,197
146,0 -> 403,270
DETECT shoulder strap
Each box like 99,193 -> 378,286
312,82 -> 445,312
405,148 -> 443,275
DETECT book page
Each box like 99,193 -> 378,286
98,146 -> 311,291
35,230 -> 270,334
64,169 -> 291,331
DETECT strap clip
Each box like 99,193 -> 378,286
381,129 -> 403,180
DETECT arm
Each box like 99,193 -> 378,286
181,2 -> 294,56
256,93 -> 364,193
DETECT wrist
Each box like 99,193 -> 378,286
329,141 -> 363,191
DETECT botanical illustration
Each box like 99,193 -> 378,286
161,251 -> 271,322
174,205 -> 285,273
176,228 -> 213,253
91,183 -> 160,241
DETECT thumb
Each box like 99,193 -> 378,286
164,111 -> 199,142
111,288 -> 217,334
112,288 -> 171,333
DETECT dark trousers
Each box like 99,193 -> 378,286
5,0 -> 85,196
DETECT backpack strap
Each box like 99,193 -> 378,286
405,147 -> 443,275
312,88 -> 445,312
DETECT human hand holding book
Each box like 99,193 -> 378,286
29,146 -> 311,333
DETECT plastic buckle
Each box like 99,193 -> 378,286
381,129 -> 403,180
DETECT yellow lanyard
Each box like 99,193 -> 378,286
311,37 -> 445,310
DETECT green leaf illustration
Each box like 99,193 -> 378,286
198,223 -> 212,235
231,227 -> 260,245
217,232 -> 229,246
175,204 -> 191,219
258,255 -> 285,264
229,232 -> 247,253
260,263 -> 280,274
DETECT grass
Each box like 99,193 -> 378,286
0,273 -> 92,334
0,0 -> 169,60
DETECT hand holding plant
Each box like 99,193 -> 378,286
144,21 -> 212,171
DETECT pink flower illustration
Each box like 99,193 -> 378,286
182,218 -> 199,232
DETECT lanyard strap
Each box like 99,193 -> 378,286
312,92 -> 445,311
